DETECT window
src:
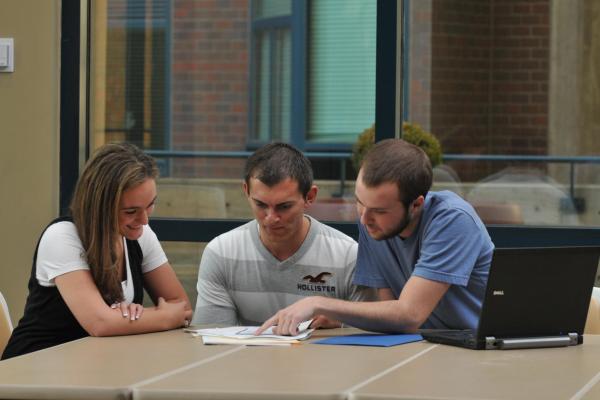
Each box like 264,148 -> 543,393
308,1 -> 376,144
251,1 -> 292,142
101,0 -> 169,150
404,0 -> 600,228
250,0 -> 377,149
89,0 -> 378,226
79,0 -> 600,229
62,0 -> 600,303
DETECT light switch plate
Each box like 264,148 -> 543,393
0,38 -> 14,72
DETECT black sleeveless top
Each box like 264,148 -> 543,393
1,217 -> 145,360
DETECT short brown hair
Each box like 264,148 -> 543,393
244,142 -> 313,198
360,139 -> 432,206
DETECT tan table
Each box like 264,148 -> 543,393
581,368 -> 600,400
131,329 -> 434,400
351,335 -> 600,400
0,330 -> 238,400
2,329 -> 600,400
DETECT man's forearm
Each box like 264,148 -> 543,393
313,297 -> 421,333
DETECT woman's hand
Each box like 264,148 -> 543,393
55,269 -> 191,336
156,297 -> 193,329
111,302 -> 144,321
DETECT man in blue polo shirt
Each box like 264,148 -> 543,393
258,138 -> 493,335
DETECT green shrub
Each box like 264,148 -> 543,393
351,122 -> 443,172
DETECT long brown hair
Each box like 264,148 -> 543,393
69,143 -> 158,304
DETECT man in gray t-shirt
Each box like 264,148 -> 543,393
192,143 -> 374,327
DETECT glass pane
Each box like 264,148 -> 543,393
308,0 -> 376,143
92,0 -> 250,220
253,29 -> 291,142
255,30 -> 271,141
278,29 -> 292,141
405,0 -> 600,227
90,0 -> 377,224
100,0 -> 168,149
253,0 -> 292,19
159,241 -> 205,308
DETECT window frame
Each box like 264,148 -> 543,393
59,0 -> 84,216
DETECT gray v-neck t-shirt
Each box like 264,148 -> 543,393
193,215 -> 375,326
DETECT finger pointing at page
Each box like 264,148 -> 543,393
256,314 -> 278,335
258,297 -> 319,336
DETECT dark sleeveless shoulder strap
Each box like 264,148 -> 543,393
125,239 -> 144,304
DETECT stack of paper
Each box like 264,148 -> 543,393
185,321 -> 313,346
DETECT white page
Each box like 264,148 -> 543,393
186,319 -> 313,341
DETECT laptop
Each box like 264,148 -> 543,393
421,246 -> 600,350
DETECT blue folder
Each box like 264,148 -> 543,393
313,333 -> 423,347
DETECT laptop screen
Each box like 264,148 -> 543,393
476,246 -> 600,340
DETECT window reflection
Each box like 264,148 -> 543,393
91,0 -> 376,222
406,0 -> 600,227
89,0 -> 600,226
157,241 -> 205,307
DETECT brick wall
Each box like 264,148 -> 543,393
489,1 -> 549,155
170,0 -> 249,178
431,0 -> 493,179
413,0 -> 550,181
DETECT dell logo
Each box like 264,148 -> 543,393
493,290 -> 504,296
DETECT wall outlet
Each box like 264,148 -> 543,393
0,38 -> 14,72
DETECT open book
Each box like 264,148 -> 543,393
185,320 -> 313,346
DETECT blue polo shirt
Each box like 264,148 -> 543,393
353,190 -> 494,329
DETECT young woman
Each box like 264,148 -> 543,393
2,143 -> 192,359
